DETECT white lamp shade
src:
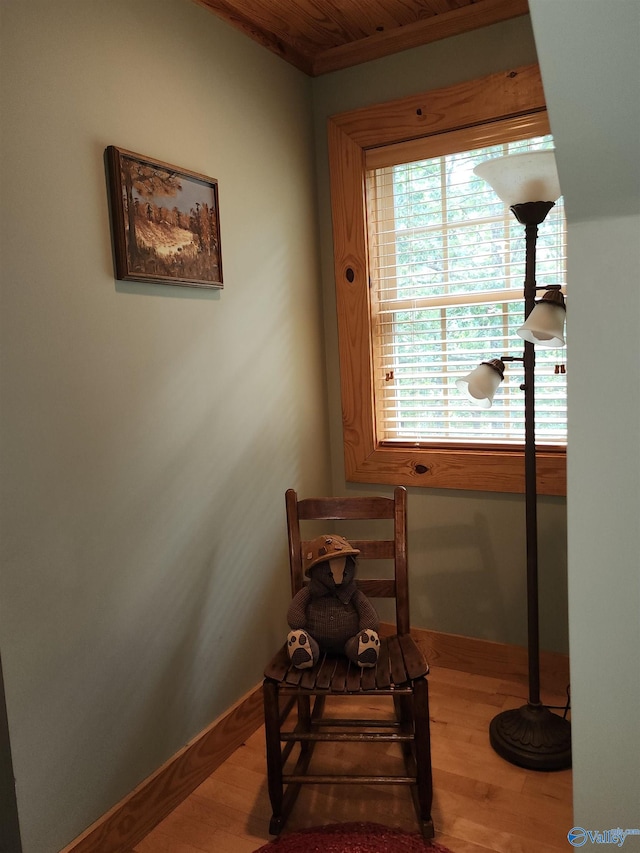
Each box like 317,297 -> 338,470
474,150 -> 561,206
456,362 -> 504,408
517,300 -> 566,348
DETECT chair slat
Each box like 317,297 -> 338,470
297,496 -> 395,520
297,578 -> 395,597
330,657 -> 349,692
264,644 -> 291,681
387,635 -> 409,686
300,657 -> 323,689
375,638 -> 391,689
299,541 -> 394,560
398,634 -> 429,680
356,578 -> 396,598
360,661 -> 377,691
349,540 -> 395,559
315,656 -> 337,690
285,665 -> 303,686
346,659 -> 363,692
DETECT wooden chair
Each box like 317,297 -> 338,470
263,487 -> 434,838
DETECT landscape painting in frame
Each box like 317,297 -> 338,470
106,146 -> 223,288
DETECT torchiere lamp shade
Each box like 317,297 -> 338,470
518,289 -> 567,348
474,150 -> 561,205
455,359 -> 505,408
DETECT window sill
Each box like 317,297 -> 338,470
344,442 -> 566,496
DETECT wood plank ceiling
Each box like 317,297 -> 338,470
193,0 -> 530,76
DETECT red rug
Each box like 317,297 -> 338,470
254,822 -> 452,852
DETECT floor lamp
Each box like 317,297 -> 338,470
457,151 -> 572,771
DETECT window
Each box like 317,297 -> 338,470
328,64 -> 566,495
367,136 -> 566,446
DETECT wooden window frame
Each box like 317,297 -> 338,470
328,64 -> 566,496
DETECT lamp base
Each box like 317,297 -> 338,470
489,704 -> 571,771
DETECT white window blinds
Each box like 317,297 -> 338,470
366,135 -> 567,447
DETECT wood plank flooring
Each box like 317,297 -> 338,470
133,665 -> 572,853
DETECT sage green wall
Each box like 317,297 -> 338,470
0,1 -> 329,850
311,17 -> 570,655
0,5 -> 578,850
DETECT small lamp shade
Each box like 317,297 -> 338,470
474,150 -> 561,206
518,290 -> 566,347
456,359 -> 505,408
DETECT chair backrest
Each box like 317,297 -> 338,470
285,486 -> 410,636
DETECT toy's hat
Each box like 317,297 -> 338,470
303,534 -> 359,576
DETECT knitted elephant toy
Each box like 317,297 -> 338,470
286,533 -> 380,669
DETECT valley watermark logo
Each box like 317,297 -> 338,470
568,827 -> 640,847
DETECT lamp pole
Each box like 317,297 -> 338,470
520,203 -> 550,709
488,201 -> 572,771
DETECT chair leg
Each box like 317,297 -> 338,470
263,679 -> 285,834
413,677 -> 434,839
393,694 -> 414,762
297,695 -> 311,754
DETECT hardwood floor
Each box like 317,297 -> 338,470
133,665 -> 572,853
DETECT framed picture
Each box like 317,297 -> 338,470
106,146 -> 223,288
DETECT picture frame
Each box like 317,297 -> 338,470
106,146 -> 223,289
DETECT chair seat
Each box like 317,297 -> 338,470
264,634 -> 429,693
